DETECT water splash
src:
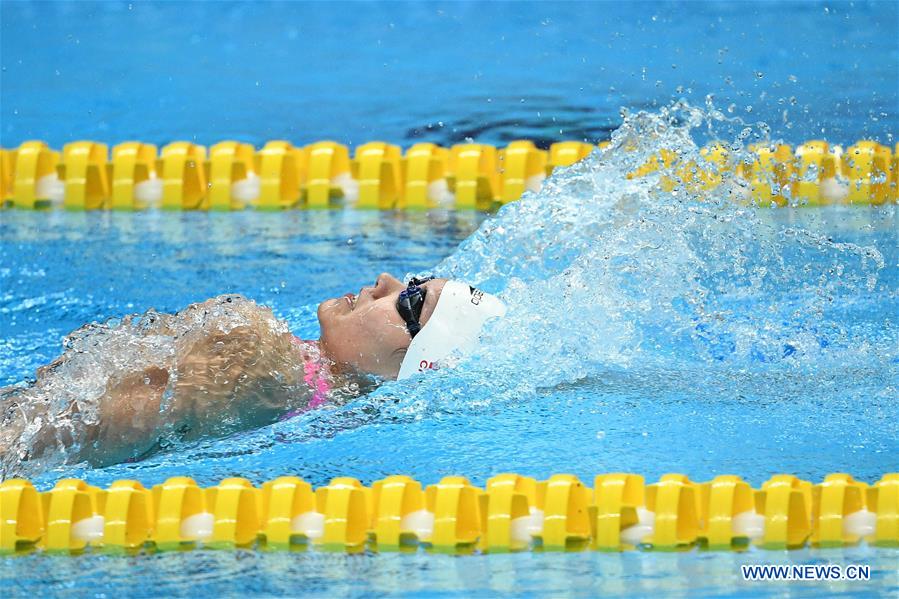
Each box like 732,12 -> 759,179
378,101 -> 892,416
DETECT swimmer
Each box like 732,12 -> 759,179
0,273 -> 505,476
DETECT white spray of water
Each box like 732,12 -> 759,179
379,102 -> 890,416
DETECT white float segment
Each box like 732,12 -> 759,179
36,173 -> 65,204
843,509 -> 877,538
732,510 -> 765,541
180,512 -> 214,542
820,177 -> 849,203
526,507 -> 545,539
290,511 -> 325,541
620,507 -> 656,546
231,172 -> 261,203
400,509 -> 435,543
333,172 -> 359,204
133,175 -> 163,206
71,515 -> 105,544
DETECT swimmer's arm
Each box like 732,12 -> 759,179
3,297 -> 309,472
170,325 -> 306,436
106,299 -> 307,445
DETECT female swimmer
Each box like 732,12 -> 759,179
0,274 -> 504,476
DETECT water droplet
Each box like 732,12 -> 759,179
755,71 -> 764,79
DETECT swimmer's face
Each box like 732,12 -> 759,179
317,273 -> 447,378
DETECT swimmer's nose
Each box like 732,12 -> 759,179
371,273 -> 404,299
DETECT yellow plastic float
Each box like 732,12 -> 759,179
304,140 -> 352,208
256,140 -> 304,210
593,473 -> 646,551
354,141 -> 404,210
259,476 -> 315,548
482,474 -> 536,553
793,140 -> 839,206
400,142 -> 450,210
110,142 -> 159,210
160,142 -> 207,210
8,141 -> 60,209
317,477 -> 370,552
207,141 -> 257,210
448,143 -> 500,210
843,141 -> 891,205
547,141 -> 594,174
58,141 -> 110,210
1,148 -> 16,204
498,140 -> 547,204
102,480 -> 153,551
698,475 -> 756,550
755,474 -> 813,550
369,475 -> 427,550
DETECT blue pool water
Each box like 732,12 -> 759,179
2,1 -> 898,597
1,1 -> 896,148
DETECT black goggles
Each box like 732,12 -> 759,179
396,276 -> 435,338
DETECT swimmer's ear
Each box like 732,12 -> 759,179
391,347 -> 407,376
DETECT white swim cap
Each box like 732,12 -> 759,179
397,280 -> 506,380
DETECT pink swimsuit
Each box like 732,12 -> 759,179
303,359 -> 330,409
281,336 -> 331,420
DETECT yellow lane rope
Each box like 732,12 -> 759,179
1,139 -> 895,211
1,472 -> 896,554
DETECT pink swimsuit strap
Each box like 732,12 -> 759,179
303,359 -> 331,409
281,336 -> 331,421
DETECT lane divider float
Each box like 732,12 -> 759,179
1,472 -> 896,555
1,138 -> 895,211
